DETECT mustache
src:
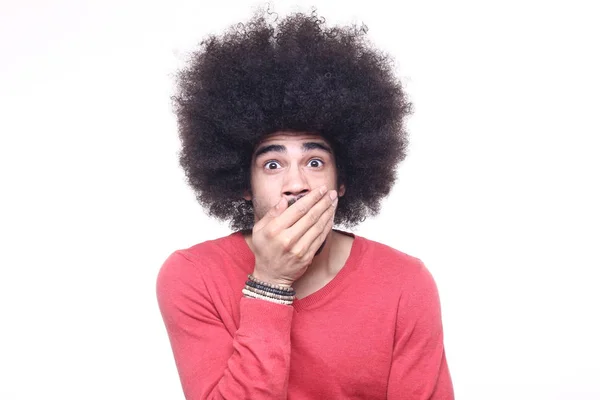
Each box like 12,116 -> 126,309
287,194 -> 306,207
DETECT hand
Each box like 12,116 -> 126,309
250,185 -> 338,287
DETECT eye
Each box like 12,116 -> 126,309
264,160 -> 281,170
308,159 -> 324,168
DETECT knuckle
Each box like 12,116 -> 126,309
316,220 -> 327,232
309,211 -> 320,224
264,226 -> 277,239
291,247 -> 304,259
280,235 -> 293,251
297,205 -> 308,216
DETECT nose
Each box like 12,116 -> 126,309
282,163 -> 310,200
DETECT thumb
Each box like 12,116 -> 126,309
270,196 -> 288,217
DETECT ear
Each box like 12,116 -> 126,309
243,189 -> 252,201
338,183 -> 346,197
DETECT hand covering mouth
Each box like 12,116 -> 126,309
286,192 -> 328,256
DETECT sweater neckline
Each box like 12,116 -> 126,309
230,229 -> 364,311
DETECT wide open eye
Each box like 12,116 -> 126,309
308,159 -> 324,168
264,161 -> 282,170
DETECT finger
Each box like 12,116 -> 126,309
305,214 -> 335,257
289,199 -> 336,259
270,185 -> 329,231
284,189 -> 337,244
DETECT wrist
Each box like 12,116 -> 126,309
243,273 -> 296,306
251,268 -> 293,288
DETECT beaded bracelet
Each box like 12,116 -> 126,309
244,285 -> 295,301
242,274 -> 296,305
247,274 -> 295,294
242,288 -> 293,305
245,279 -> 295,297
242,288 -> 294,305
242,286 -> 295,305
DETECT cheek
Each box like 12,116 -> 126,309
250,181 -> 281,213
252,199 -> 270,220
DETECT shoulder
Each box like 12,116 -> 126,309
159,232 -> 245,273
357,235 -> 442,322
180,232 -> 246,264
156,232 -> 247,297
358,235 -> 426,274
356,234 -> 438,293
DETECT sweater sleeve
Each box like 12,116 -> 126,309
386,261 -> 454,400
156,250 -> 294,400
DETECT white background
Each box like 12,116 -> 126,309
1,0 -> 599,399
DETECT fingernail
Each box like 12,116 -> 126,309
329,190 -> 337,201
319,185 -> 327,195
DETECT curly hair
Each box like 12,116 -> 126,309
173,9 -> 412,231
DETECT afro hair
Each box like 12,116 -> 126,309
173,8 -> 412,231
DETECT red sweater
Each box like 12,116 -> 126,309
156,230 -> 453,399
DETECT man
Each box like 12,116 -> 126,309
157,9 -> 453,399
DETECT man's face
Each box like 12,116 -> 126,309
244,131 -> 345,226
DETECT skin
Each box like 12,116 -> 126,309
242,132 -> 354,298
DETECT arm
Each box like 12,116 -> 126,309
156,250 -> 293,400
156,187 -> 336,399
387,262 -> 454,400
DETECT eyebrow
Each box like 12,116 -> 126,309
254,142 -> 332,159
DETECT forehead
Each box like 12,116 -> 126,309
257,131 -> 328,146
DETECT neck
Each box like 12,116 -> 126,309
305,229 -> 339,275
292,229 -> 351,298
242,228 -> 353,299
